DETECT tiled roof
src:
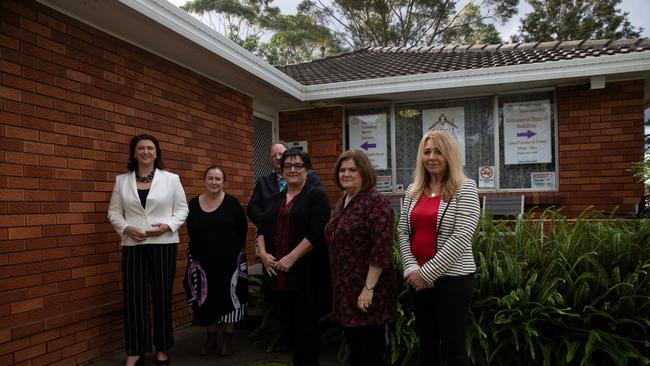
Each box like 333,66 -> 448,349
277,39 -> 650,86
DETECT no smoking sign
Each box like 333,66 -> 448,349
479,166 -> 495,188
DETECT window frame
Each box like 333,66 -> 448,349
342,87 -> 560,194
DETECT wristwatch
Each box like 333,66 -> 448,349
365,284 -> 375,291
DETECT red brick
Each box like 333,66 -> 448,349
11,297 -> 43,314
12,320 -> 45,338
33,349 -> 62,366
8,226 -> 42,240
0,336 -> 30,357
0,215 -> 26,228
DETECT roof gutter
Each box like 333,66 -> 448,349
300,51 -> 650,101
118,0 -> 304,99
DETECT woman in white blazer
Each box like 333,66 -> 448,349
108,134 -> 188,366
397,131 -> 480,366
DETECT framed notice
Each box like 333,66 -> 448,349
531,172 -> 555,189
423,107 -> 466,164
348,114 -> 388,170
376,175 -> 392,192
503,100 -> 552,165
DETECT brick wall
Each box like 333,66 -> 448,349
0,1 -> 254,365
279,81 -> 646,218
279,107 -> 344,205
555,80 -> 645,216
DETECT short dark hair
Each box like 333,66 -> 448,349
203,166 -> 226,180
333,150 -> 376,191
280,148 -> 312,170
127,134 -> 165,171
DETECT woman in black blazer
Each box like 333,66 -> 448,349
257,148 -> 331,366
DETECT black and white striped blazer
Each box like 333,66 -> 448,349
397,179 -> 480,284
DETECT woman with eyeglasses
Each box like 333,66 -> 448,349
257,148 -> 331,366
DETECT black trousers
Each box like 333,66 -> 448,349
276,289 -> 320,366
122,244 -> 177,356
412,273 -> 475,366
344,324 -> 387,366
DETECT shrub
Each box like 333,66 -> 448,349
468,209 -> 650,365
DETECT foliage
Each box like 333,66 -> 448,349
513,0 -> 643,42
249,209 -> 650,365
469,209 -> 650,365
300,0 -> 517,48
259,8 -> 343,65
181,0 -> 268,54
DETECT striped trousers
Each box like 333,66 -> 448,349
122,244 -> 177,355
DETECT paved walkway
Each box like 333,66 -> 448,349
89,264 -> 347,366
89,323 -> 343,366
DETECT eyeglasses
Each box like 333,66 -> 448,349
283,163 -> 306,171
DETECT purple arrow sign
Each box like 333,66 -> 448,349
517,130 -> 537,139
360,141 -> 376,151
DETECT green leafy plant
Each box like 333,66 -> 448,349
249,209 -> 650,365
468,209 -> 650,365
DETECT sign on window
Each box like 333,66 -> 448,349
422,107 -> 466,165
503,100 -> 552,165
348,114 -> 388,170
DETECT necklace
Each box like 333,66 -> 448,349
136,170 -> 155,183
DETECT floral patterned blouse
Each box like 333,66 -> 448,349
324,188 -> 397,327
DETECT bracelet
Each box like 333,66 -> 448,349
365,284 -> 375,291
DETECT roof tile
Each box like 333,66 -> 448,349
536,41 -> 560,50
276,38 -> 650,86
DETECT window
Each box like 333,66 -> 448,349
344,90 -> 557,192
345,107 -> 392,191
498,92 -> 556,189
395,97 -> 495,189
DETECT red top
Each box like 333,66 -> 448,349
410,195 -> 441,266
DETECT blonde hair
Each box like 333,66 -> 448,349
409,131 -> 466,201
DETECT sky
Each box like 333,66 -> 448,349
168,0 -> 650,40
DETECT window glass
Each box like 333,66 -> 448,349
498,92 -> 556,189
345,107 -> 392,190
394,97 -> 495,189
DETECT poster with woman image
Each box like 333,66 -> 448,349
423,107 -> 466,165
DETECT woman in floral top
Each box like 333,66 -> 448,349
324,150 -> 397,366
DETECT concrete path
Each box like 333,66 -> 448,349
89,322 -> 343,366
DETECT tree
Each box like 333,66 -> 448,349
299,0 -> 518,48
181,0 -> 269,54
259,5 -> 343,65
513,0 -> 642,42
441,2 -> 503,44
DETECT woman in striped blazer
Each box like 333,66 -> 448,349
397,131 -> 480,366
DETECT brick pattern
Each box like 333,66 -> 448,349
0,1 -> 254,365
279,81 -> 646,218
279,108 -> 343,205
556,80 -> 645,216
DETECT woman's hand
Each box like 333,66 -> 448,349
406,270 -> 433,291
275,254 -> 296,273
146,223 -> 170,237
357,287 -> 374,312
124,226 -> 147,241
260,252 -> 278,276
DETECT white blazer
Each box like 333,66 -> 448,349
108,169 -> 189,246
